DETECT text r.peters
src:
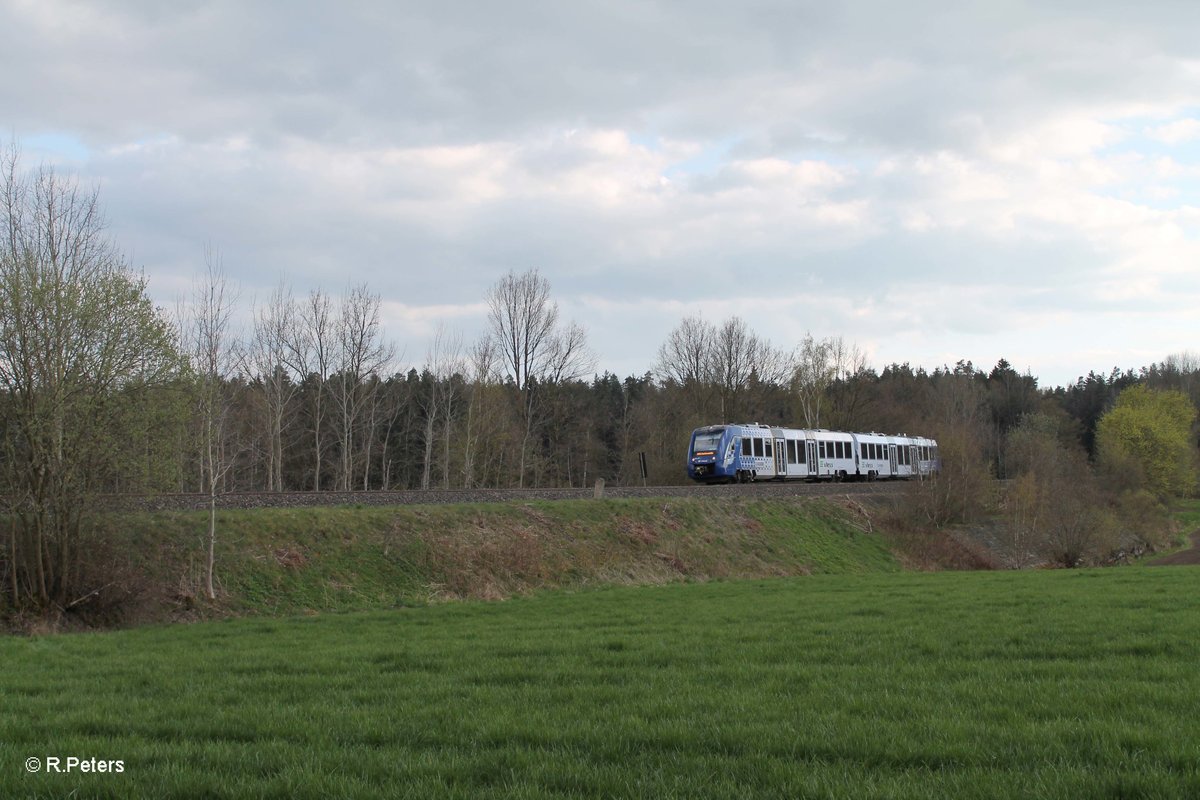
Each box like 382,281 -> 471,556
38,757 -> 125,773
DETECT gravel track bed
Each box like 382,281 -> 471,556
112,481 -> 905,511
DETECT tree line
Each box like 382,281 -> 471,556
2,147 -> 1198,615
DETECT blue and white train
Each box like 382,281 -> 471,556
687,423 -> 940,483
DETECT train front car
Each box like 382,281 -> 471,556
687,425 -> 733,483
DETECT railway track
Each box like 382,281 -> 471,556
112,480 -> 908,511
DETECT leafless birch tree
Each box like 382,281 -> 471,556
186,246 -> 240,601
462,335 -> 498,488
333,283 -> 394,491
417,324 -> 464,489
248,280 -> 297,491
792,333 -> 836,427
284,289 -> 334,490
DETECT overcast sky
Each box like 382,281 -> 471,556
3,0 -> 1198,388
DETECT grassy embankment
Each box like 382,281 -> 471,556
1142,498 -> 1200,566
3,567 -> 1199,798
1171,498 -> 1200,536
101,496 -> 898,620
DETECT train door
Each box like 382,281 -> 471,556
888,445 -> 898,476
774,437 -> 786,477
806,440 -> 818,479
909,446 -> 919,477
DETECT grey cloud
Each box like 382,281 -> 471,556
4,0 -> 1198,388
6,1 -> 1196,151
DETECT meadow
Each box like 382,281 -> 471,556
4,566 -> 1200,799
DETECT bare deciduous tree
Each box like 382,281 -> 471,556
284,289 -> 334,490
419,324 -> 463,490
708,316 -> 783,422
185,246 -> 240,601
486,268 -> 595,486
654,315 -> 715,389
248,280 -> 297,491
824,336 -> 870,429
792,333 -> 836,428
333,284 -> 394,491
462,335 -> 498,488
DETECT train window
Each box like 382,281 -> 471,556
836,441 -> 845,459
765,440 -> 772,457
753,438 -> 764,457
787,440 -> 796,464
741,438 -> 751,456
819,441 -> 826,458
798,442 -> 806,464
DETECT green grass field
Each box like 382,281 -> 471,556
4,567 -> 1200,799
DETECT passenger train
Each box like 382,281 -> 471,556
687,423 -> 939,483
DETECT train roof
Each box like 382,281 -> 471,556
693,423 -> 937,443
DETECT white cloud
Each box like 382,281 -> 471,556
1147,118 -> 1200,144
3,1 -> 1200,389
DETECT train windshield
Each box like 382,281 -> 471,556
692,429 -> 724,454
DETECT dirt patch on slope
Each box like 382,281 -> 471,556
1146,531 -> 1200,566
